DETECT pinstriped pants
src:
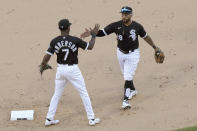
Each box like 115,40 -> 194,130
46,64 -> 95,120
117,48 -> 140,81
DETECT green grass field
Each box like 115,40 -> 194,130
174,126 -> 197,131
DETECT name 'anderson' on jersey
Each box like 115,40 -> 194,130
99,20 -> 147,51
46,35 -> 89,64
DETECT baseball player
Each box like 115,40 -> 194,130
80,6 -> 165,109
40,19 -> 100,126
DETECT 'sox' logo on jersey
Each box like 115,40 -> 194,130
129,29 -> 136,41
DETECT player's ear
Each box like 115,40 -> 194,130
67,26 -> 70,33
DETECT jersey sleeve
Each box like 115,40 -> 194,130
138,24 -> 147,38
46,40 -> 55,55
103,22 -> 116,35
77,38 -> 89,50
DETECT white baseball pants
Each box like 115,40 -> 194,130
117,48 -> 140,81
46,64 -> 95,120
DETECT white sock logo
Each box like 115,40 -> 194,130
129,29 -> 136,41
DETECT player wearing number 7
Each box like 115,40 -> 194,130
40,19 -> 100,126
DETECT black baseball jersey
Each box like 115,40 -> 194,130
46,35 -> 89,64
102,20 -> 147,51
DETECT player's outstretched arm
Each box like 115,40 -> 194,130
87,24 -> 100,50
80,24 -> 106,39
143,35 -> 160,52
143,35 -> 165,63
40,54 -> 51,66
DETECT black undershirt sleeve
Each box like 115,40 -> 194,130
77,38 -> 88,50
96,22 -> 116,37
96,30 -> 105,37
46,40 -> 55,55
139,24 -> 147,38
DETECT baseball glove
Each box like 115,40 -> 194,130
154,49 -> 165,64
39,64 -> 52,76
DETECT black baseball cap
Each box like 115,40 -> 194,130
58,19 -> 72,30
120,6 -> 132,14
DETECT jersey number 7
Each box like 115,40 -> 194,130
62,49 -> 69,61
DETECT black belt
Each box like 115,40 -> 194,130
119,48 -> 135,54
68,63 -> 76,65
58,63 -> 76,66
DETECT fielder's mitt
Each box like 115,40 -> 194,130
39,64 -> 52,76
154,49 -> 165,64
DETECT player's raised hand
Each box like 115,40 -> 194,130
80,24 -> 100,39
80,28 -> 91,39
90,24 -> 100,36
